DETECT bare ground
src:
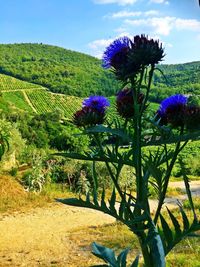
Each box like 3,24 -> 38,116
0,181 -> 200,267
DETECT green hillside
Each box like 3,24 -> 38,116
0,43 -> 120,97
0,43 -> 199,101
0,73 -> 83,117
150,61 -> 200,102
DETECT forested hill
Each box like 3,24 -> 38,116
153,61 -> 200,93
0,43 -> 120,97
0,43 -> 199,99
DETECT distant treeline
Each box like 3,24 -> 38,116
0,43 -> 200,101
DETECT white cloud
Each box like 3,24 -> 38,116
88,38 -> 114,50
175,18 -> 200,32
108,9 -> 159,19
110,10 -> 142,18
88,33 -> 133,58
93,0 -> 137,6
125,16 -> 200,36
149,0 -> 169,4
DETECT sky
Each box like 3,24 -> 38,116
0,0 -> 200,64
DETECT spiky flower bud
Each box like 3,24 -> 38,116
116,88 -> 144,119
73,96 -> 110,127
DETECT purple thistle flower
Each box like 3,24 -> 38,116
73,107 -> 105,127
116,88 -> 144,119
133,35 -> 164,65
157,94 -> 188,127
102,36 -> 132,69
83,96 -> 110,112
73,96 -> 109,127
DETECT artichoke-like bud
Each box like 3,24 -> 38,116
73,107 -> 105,127
156,94 -> 187,127
73,96 -> 110,127
116,88 -> 144,119
132,34 -> 164,66
102,36 -> 138,81
102,35 -> 164,81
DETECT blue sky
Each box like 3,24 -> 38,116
0,0 -> 200,64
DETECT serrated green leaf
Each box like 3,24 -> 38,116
92,242 -> 117,266
160,213 -> 173,248
166,207 -> 181,237
109,188 -> 117,214
178,204 -> 190,231
119,200 -> 126,218
56,197 -> 91,208
117,248 -> 130,267
179,158 -> 196,219
130,255 -> 139,267
85,125 -> 131,142
101,188 -> 107,210
145,131 -> 200,147
86,192 -> 90,203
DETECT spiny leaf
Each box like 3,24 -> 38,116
85,125 -> 131,142
166,207 -> 181,237
179,158 -> 196,219
117,248 -> 130,267
109,188 -> 117,214
130,255 -> 140,267
86,192 -> 90,203
119,199 -> 126,218
178,204 -> 190,231
159,213 -> 173,247
91,242 -> 117,266
101,188 -> 107,210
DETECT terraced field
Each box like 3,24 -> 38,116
0,73 -> 43,91
26,90 -> 82,117
0,73 -> 83,117
0,73 -> 160,120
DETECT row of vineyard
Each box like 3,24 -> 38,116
26,90 -> 82,118
0,73 -> 44,91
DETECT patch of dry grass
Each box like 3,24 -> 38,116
0,174 -> 74,214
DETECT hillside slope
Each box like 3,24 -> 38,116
0,43 -> 120,97
0,73 -> 83,117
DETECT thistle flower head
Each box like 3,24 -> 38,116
73,107 -> 105,127
157,94 -> 188,127
102,36 -> 132,69
133,34 -> 164,65
73,96 -> 109,127
102,34 -> 164,81
83,95 -> 110,112
116,88 -> 144,119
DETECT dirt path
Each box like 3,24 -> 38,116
0,202 -> 114,267
0,181 -> 200,267
22,90 -> 38,113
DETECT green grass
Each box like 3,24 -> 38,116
2,91 -> 33,112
